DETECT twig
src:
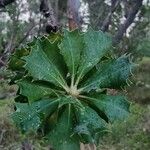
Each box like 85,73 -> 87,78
0,57 -> 6,67
0,129 -> 6,144
37,15 -> 43,36
12,24 -> 36,51
0,23 -> 36,68
101,0 -> 120,32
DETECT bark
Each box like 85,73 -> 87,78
40,0 -> 58,33
67,0 -> 80,30
122,0 -> 130,18
113,0 -> 143,44
101,0 -> 120,32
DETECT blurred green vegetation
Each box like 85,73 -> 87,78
0,0 -> 149,149
98,104 -> 150,150
127,57 -> 150,105
0,57 -> 150,150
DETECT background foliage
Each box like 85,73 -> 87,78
0,0 -> 150,149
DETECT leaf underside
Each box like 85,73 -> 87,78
9,29 -> 134,150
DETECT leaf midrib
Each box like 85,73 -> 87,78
36,44 -> 68,90
18,99 -> 60,124
80,63 -> 130,91
80,95 -> 128,115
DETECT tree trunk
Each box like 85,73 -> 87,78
113,0 -> 143,44
67,0 -> 80,30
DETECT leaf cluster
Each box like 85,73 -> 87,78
9,28 -> 134,150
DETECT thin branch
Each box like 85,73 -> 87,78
101,0 -> 120,32
122,0 -> 129,18
37,15 -> 43,36
0,57 -> 6,67
0,129 -> 6,144
0,24 -> 35,68
113,0 -> 143,44
12,24 -> 36,51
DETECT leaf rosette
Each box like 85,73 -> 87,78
9,28 -> 134,150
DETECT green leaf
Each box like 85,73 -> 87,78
81,55 -> 133,92
59,29 -> 83,85
14,95 -> 28,103
58,96 -> 82,108
76,28 -> 112,84
48,105 -> 80,150
40,35 -> 67,76
23,39 -> 67,89
17,79 -> 56,103
74,105 -> 107,144
9,29 -> 133,149
43,32 -> 62,43
12,98 -> 59,132
8,47 -> 29,71
8,37 -> 38,71
8,56 -> 25,71
9,34 -> 61,71
84,94 -> 130,122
